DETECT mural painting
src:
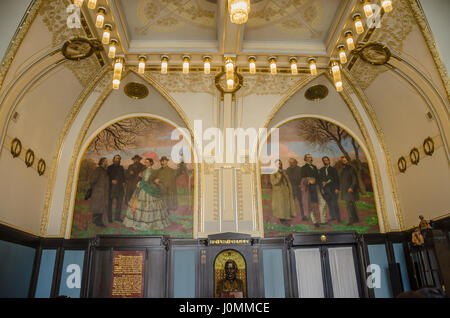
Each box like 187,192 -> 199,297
71,117 -> 194,238
261,117 -> 380,237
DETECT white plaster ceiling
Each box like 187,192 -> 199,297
93,0 -> 350,57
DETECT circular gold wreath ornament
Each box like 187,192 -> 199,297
305,84 -> 329,101
398,156 -> 407,173
37,159 -> 46,176
10,138 -> 22,158
25,149 -> 35,167
62,37 -> 103,61
124,82 -> 149,100
423,137 -> 434,156
356,42 -> 391,65
410,147 -> 420,165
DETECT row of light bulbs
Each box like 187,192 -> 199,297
110,55 -> 323,91
74,0 -> 393,92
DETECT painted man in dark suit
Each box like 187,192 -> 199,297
340,156 -> 359,225
300,154 -> 321,227
319,156 -> 341,222
107,154 -> 125,223
286,158 -> 306,220
89,157 -> 109,227
125,155 -> 146,204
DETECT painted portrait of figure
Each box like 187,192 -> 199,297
71,117 -> 194,238
261,118 -> 380,236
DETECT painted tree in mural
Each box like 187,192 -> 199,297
88,117 -> 167,152
295,118 -> 367,194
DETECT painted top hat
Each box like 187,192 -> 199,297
160,156 -> 169,162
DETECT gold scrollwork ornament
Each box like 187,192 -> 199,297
25,149 -> 35,167
37,159 -> 46,176
423,137 -> 434,156
410,148 -> 420,165
398,156 -> 407,173
10,138 -> 22,158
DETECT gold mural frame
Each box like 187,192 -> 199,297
48,68 -> 199,238
341,68 -> 405,230
258,71 -> 403,232
66,114 -> 197,239
258,114 -> 384,234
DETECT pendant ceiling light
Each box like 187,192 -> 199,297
87,0 -> 97,9
108,39 -> 118,58
161,56 -> 169,74
268,57 -> 277,75
381,0 -> 393,13
353,14 -> 364,35
203,56 -> 212,75
138,56 -> 146,74
228,0 -> 250,24
248,56 -> 256,74
182,56 -> 190,74
289,57 -> 298,75
96,7 -> 106,28
308,58 -> 317,76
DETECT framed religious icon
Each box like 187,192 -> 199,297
214,250 -> 247,298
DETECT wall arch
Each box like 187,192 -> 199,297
67,113 -> 198,239
255,74 -> 402,232
45,70 -> 200,238
257,115 -> 384,235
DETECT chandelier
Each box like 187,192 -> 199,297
228,0 -> 250,24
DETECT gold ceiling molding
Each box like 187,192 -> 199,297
350,0 -> 415,90
407,0 -> 450,100
40,65 -> 112,236
0,0 -> 44,91
342,68 -> 405,230
238,72 -> 309,98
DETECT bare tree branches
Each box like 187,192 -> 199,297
87,117 -> 167,153
295,118 -> 351,159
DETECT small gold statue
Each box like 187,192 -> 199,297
412,227 -> 424,246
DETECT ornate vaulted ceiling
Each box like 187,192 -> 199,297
83,0 -> 350,65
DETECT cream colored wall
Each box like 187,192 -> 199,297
0,0 -> 33,62
85,73 -> 188,142
418,0 -> 450,75
0,64 -> 83,234
266,76 -> 364,142
364,67 -> 450,228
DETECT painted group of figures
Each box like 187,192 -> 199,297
271,154 -> 361,227
88,154 -> 184,230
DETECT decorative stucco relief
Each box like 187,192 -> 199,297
350,0 -> 415,90
238,72 -> 309,97
39,0 -> 101,87
149,71 -> 217,95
